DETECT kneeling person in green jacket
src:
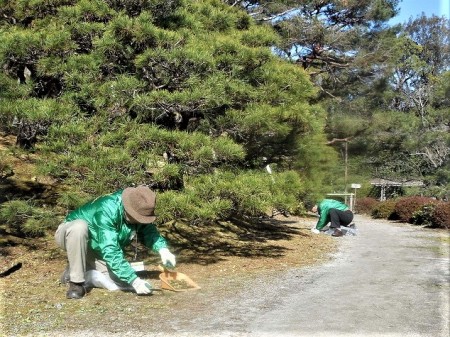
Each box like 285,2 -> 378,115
310,199 -> 354,237
55,185 -> 176,299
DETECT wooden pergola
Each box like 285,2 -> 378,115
370,178 -> 424,201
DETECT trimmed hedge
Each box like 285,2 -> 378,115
369,195 -> 448,229
412,201 -> 449,228
394,196 -> 438,223
412,203 -> 439,227
431,202 -> 450,229
355,197 -> 379,215
371,199 -> 398,219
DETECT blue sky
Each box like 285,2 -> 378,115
389,0 -> 450,24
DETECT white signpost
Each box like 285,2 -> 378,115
351,184 -> 361,212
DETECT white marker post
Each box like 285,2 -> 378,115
351,183 -> 361,212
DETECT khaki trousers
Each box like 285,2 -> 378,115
55,219 -> 96,283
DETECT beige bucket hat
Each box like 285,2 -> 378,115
122,185 -> 157,224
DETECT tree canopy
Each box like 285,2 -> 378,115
235,1 -> 449,197
0,0 -> 336,227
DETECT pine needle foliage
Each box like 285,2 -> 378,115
0,0 -> 336,227
0,199 -> 61,237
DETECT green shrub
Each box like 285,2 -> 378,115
431,202 -> 450,229
156,190 -> 233,225
57,190 -> 92,210
394,196 -> 437,223
0,161 -> 14,180
412,202 -> 438,226
153,169 -> 303,224
0,200 -> 61,237
355,197 -> 379,215
371,199 -> 398,219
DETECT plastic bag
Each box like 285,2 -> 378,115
322,224 -> 358,236
84,270 -> 120,290
342,225 -> 357,236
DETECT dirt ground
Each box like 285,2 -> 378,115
0,215 -> 336,337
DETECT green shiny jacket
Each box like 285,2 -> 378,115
65,190 -> 168,284
315,199 -> 349,230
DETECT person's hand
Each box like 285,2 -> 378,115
311,228 -> 320,234
132,277 -> 153,295
159,248 -> 176,268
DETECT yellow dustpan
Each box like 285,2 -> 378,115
158,265 -> 201,292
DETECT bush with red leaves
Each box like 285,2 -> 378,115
355,197 -> 379,215
394,196 -> 438,223
431,202 -> 450,229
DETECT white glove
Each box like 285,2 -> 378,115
311,228 -> 320,234
131,277 -> 152,295
159,248 -> 176,268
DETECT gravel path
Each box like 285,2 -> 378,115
245,215 -> 450,337
167,215 -> 449,337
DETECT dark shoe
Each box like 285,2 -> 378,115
348,223 -> 356,229
332,229 -> 343,237
60,266 -> 70,285
66,281 -> 86,299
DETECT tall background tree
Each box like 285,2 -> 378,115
363,15 -> 450,198
233,0 -> 449,197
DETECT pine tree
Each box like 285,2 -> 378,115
0,0 -> 336,229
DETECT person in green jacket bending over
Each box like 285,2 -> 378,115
310,199 -> 354,237
55,185 -> 176,299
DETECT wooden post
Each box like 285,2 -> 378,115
344,141 -> 348,192
326,137 -> 351,193
381,185 -> 386,201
